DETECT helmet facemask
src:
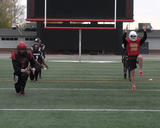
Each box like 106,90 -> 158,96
129,31 -> 138,41
34,44 -> 39,51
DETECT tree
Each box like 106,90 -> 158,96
0,0 -> 25,28
12,0 -> 25,26
0,0 -> 13,28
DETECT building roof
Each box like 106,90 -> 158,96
146,30 -> 160,38
137,30 -> 160,38
0,28 -> 37,37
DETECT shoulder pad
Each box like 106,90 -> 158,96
11,51 -> 16,60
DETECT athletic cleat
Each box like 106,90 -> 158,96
21,91 -> 25,96
132,87 -> 136,91
139,72 -> 143,76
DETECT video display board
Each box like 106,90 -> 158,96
27,0 -> 133,21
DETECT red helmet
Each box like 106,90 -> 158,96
17,41 -> 27,50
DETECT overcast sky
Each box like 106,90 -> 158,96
133,0 -> 160,29
21,0 -> 160,29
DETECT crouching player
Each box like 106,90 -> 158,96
11,41 -> 36,96
30,44 -> 48,81
122,25 -> 147,91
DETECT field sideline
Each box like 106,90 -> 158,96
0,54 -> 160,128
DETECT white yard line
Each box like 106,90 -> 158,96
0,87 -> 160,92
0,108 -> 160,112
48,60 -> 120,63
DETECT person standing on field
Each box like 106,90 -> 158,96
122,25 -> 147,91
32,37 -> 46,78
30,43 -> 48,81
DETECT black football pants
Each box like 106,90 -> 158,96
30,66 -> 41,81
14,72 -> 28,93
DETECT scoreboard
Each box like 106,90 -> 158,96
27,0 -> 133,21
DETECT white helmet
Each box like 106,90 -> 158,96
35,38 -> 41,43
129,31 -> 138,41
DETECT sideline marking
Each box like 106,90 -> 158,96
0,108 -> 160,112
0,88 -> 160,92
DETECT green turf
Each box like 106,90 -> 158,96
0,58 -> 160,128
1,111 -> 160,128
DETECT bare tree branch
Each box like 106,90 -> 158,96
0,0 -> 25,28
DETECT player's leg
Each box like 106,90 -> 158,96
30,71 -> 34,80
127,57 -> 137,91
123,62 -> 127,79
19,73 -> 28,96
35,66 -> 41,81
137,54 -> 143,76
34,70 -> 39,81
128,68 -> 131,81
14,73 -> 21,93
122,52 -> 128,79
39,68 -> 42,79
130,69 -> 136,91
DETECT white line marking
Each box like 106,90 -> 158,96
0,88 -> 160,92
48,60 -> 120,63
0,108 -> 160,112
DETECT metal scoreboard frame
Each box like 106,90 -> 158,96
44,0 -> 117,30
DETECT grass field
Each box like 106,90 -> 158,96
0,55 -> 160,128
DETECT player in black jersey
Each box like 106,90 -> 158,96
30,44 -> 48,81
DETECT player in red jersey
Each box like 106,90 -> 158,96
122,25 -> 147,91
11,41 -> 36,96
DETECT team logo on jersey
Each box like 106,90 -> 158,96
130,43 -> 138,51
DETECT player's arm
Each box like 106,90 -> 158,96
11,51 -> 22,75
41,44 -> 46,51
12,60 -> 22,75
42,59 -> 49,69
140,25 -> 147,45
41,44 -> 46,59
122,25 -> 128,49
30,46 -> 33,51
40,56 -> 48,69
28,51 -> 36,74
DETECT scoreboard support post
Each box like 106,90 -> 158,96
79,29 -> 82,62
114,0 -> 117,28
44,0 -> 47,28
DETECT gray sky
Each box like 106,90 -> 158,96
21,0 -> 160,29
132,0 -> 160,29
